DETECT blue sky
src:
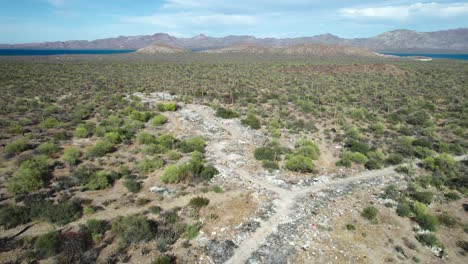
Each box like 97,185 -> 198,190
1,0 -> 468,43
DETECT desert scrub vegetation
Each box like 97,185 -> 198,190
215,106 -> 240,119
160,152 -> 218,183
86,140 -> 115,158
188,196 -> 210,209
241,113 -> 261,129
37,141 -> 59,156
151,114 -> 168,126
0,198 -> 83,227
6,155 -> 49,194
0,53 -> 467,263
137,157 -> 165,174
4,137 -> 30,155
361,206 -> 379,222
179,137 -> 206,153
283,140 -> 320,173
111,215 -> 156,246
124,179 -> 142,193
157,102 -> 178,112
86,170 -> 113,190
254,142 -> 283,162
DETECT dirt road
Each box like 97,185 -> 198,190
178,104 -> 467,264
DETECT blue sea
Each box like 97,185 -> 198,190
0,49 -> 135,56
383,53 -> 468,60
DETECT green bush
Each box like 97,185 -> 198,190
337,151 -> 368,167
347,140 -> 370,155
295,140 -> 320,160
166,150 -> 182,160
157,134 -> 178,149
336,158 -> 352,167
179,137 -> 206,153
104,132 -> 122,144
34,231 -> 61,258
149,206 -> 162,214
130,110 -> 153,122
241,113 -> 261,129
0,205 -> 31,228
62,147 -> 82,166
262,160 -> 280,171
366,150 -> 385,170
152,255 -> 176,264
200,165 -> 219,180
410,191 -> 434,205
437,213 -> 458,228
396,201 -> 412,217
397,136 -> 415,156
410,201 -> 427,217
41,118 -> 62,129
38,200 -> 83,225
371,122 -> 385,134
6,155 -> 49,194
37,142 -> 58,156
151,114 -> 168,126
395,164 -> 415,176
416,234 -> 443,248
137,157 -> 164,174
160,154 -> 217,183
84,219 -> 108,235
215,107 -> 240,119
157,102 -> 177,112
361,206 -> 378,221
254,147 -> 278,161
346,224 -> 356,231
415,214 -> 439,231
385,154 -> 404,165
4,137 -> 29,155
382,184 -> 399,200
87,141 -> 114,157
86,170 -> 112,190
183,224 -> 200,239
137,131 -> 156,145
212,185 -> 224,193
71,165 -> 95,186
413,146 -> 434,159
285,155 -> 314,173
188,197 -> 210,209
444,192 -> 461,201
144,144 -> 169,155
434,153 -> 456,173
160,164 -> 183,184
74,124 -> 91,138
111,215 -> 155,245
123,179 -> 142,193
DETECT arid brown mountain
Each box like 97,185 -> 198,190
1,28 -> 467,52
136,44 -> 188,54
202,44 -> 377,57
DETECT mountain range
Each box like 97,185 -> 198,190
1,28 -> 467,53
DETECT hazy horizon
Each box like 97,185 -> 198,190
1,0 -> 468,44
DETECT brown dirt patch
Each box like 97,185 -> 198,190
199,192 -> 259,240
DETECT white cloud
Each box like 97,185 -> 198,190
340,2 -> 468,20
123,12 -> 256,29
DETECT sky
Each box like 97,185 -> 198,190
1,0 -> 468,43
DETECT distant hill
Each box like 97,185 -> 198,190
1,28 -> 467,52
136,44 -> 188,54
202,44 -> 377,57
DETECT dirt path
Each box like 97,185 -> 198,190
174,104 -> 468,264
4,94 -> 466,263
